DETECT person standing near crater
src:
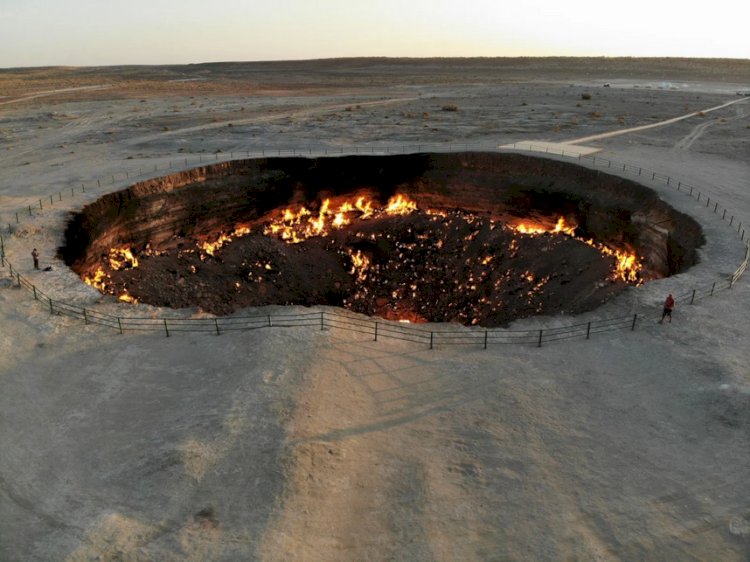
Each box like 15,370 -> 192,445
31,248 -> 39,270
660,293 -> 675,323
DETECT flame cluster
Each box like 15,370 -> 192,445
108,247 -> 139,270
510,217 -> 577,236
199,226 -> 251,257
508,216 -> 642,283
348,249 -> 370,282
84,247 -> 139,303
81,193 -> 645,316
263,194 -> 413,244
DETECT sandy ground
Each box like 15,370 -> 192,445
0,59 -> 749,561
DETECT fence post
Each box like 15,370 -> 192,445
586,322 -> 591,339
690,289 -> 696,305
537,329 -> 543,347
267,314 -> 272,327
706,197 -> 710,208
83,308 -> 88,325
483,330 -> 488,350
32,285 -> 37,300
714,202 -> 718,213
49,297 -> 53,314
631,314 -> 638,331
16,272 -> 20,287
429,332 -> 434,350
117,317 -> 123,335
215,318 -> 220,335
320,311 -> 324,330
39,199 -> 43,209
15,212 -> 18,223
710,281 -> 716,296
374,321 -> 378,341
723,209 -> 727,220
28,205 -> 32,216
730,216 -> 734,226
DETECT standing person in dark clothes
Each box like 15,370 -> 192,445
31,248 -> 39,270
659,293 -> 675,323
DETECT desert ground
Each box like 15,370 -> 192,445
0,58 -> 749,560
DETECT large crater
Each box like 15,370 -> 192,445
59,152 -> 704,327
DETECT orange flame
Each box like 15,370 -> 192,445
264,194 -> 419,244
511,216 -> 577,236
201,233 -> 233,256
355,197 -> 374,218
385,194 -> 418,215
591,242 -> 642,283
508,216 -> 641,283
109,247 -> 139,270
348,249 -> 370,282
84,266 -> 108,291
118,291 -> 138,304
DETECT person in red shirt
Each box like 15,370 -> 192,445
660,293 -> 675,323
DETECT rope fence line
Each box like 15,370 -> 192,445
0,143 -> 748,349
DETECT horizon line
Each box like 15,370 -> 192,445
3,54 -> 749,72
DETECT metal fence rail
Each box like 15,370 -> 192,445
0,145 -> 748,348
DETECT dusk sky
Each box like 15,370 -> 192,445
1,0 -> 747,68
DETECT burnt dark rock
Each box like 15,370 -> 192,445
111,210 -> 624,327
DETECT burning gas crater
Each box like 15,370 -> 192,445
83,193 -> 644,326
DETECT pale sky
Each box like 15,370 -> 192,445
0,0 -> 748,68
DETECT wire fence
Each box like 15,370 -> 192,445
0,144 -> 748,349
